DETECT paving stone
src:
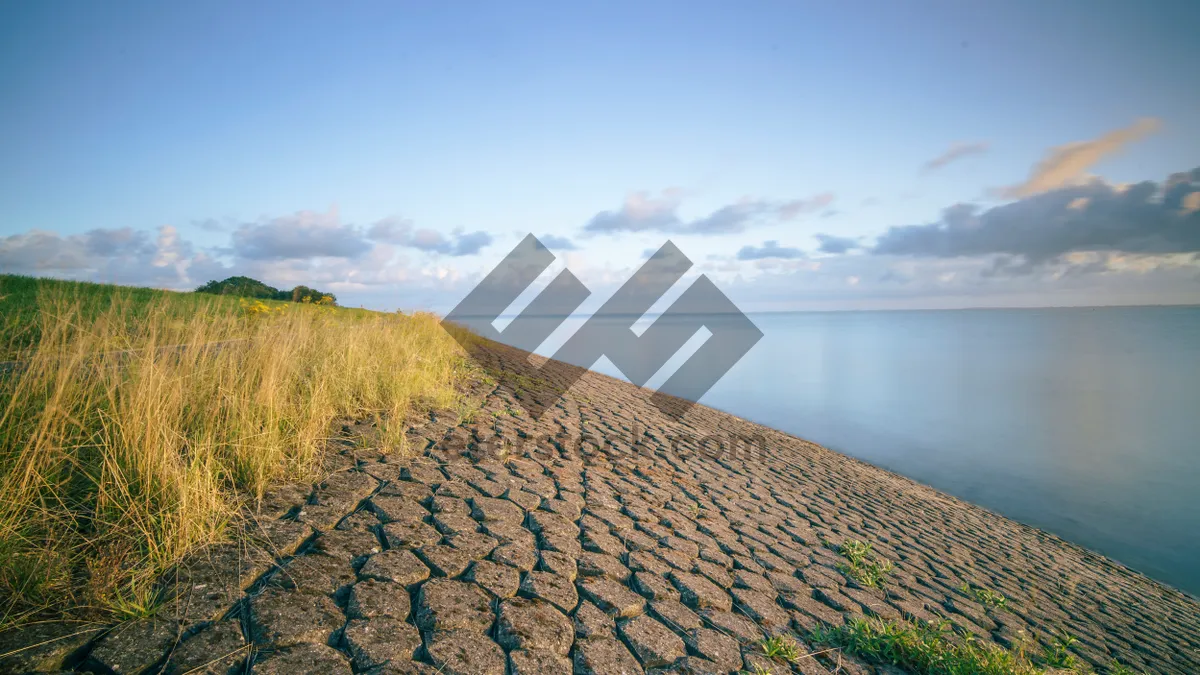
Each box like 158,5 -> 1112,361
251,642 -> 352,674
432,511 -> 479,536
376,479 -> 433,502
431,495 -> 472,516
380,520 -> 443,549
670,571 -> 732,612
538,550 -> 578,580
577,551 -> 632,582
649,598 -> 702,631
573,636 -> 645,675
618,615 -> 686,668
346,579 -> 410,619
163,619 -> 246,675
574,600 -> 616,639
311,527 -> 382,561
268,553 -> 357,597
342,617 -> 420,669
471,496 -> 525,523
698,609 -> 762,643
496,598 -> 575,655
731,587 -> 791,634
646,656 -> 726,674
508,648 -> 573,675
491,542 -> 538,571
633,572 -> 681,601
445,531 -> 499,559
415,578 -> 495,633
579,576 -> 647,618
90,618 -> 179,675
359,549 -> 430,586
519,571 -> 579,613
682,628 -> 742,671
251,588 -> 343,647
416,544 -> 472,577
539,531 -> 584,557
424,630 -> 507,675
466,560 -> 521,598
0,621 -> 103,673
370,495 -> 429,524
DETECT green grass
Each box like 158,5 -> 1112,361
960,583 -> 1008,610
758,635 -> 805,662
833,539 -> 894,588
1042,631 -> 1080,669
811,617 -> 1057,675
0,274 -> 471,627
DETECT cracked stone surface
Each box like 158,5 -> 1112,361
496,598 -> 574,655
14,339 -> 1200,675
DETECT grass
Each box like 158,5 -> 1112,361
0,275 -> 471,627
834,539 -> 894,588
811,617 -> 1064,675
758,635 -> 806,662
960,583 -> 1008,610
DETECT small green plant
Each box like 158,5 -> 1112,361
758,635 -> 804,662
738,665 -> 774,675
1042,631 -> 1079,669
960,583 -> 1008,609
1106,661 -> 1144,675
834,539 -> 894,588
811,617 -> 1054,675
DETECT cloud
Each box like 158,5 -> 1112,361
366,217 -> 492,256
736,240 -> 806,261
998,118 -> 1161,198
922,141 -> 990,172
872,166 -> 1200,271
233,208 -> 372,260
583,189 -> 834,235
814,233 -> 861,254
538,234 -> 577,250
0,226 -> 194,286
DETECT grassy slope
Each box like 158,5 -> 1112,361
0,275 -> 472,626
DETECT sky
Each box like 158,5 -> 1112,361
2,0 -> 1199,313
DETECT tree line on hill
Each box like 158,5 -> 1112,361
195,276 -> 337,305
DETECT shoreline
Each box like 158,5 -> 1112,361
3,339 -> 1197,673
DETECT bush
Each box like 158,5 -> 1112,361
196,276 -> 337,306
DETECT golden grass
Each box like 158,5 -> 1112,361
0,282 -> 471,627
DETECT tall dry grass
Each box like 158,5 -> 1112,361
0,286 -> 470,626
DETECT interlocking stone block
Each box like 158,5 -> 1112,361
618,615 -> 686,668
342,617 -> 420,670
519,571 -> 578,613
346,579 -> 410,619
424,630 -> 507,675
496,597 -> 574,655
380,520 -> 442,550
268,553 -> 357,597
251,642 -> 352,674
466,560 -> 521,598
90,618 -> 179,674
508,648 -> 572,675
669,571 -> 732,612
251,588 -> 343,648
416,544 -> 472,578
163,618 -> 246,675
572,637 -> 645,675
0,621 -> 103,673
579,577 -> 646,618
682,627 -> 742,671
359,548 -> 431,586
415,579 -> 495,633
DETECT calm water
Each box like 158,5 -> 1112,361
505,306 -> 1200,597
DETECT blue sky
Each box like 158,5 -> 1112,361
2,0 -> 1199,311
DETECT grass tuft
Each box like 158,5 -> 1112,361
834,539 -> 894,588
0,275 -> 470,626
960,583 -> 1008,609
758,635 -> 805,662
811,617 -> 1058,675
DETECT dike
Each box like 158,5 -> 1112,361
3,340 -> 1198,674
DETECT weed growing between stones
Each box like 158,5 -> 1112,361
961,582 -> 1009,609
833,539 -> 894,588
757,634 -> 805,661
811,617 -> 1073,675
